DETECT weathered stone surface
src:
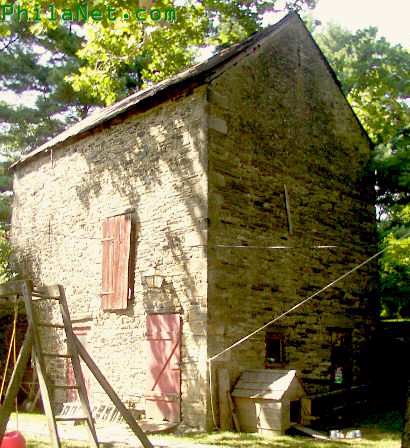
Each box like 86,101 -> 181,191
206,17 -> 377,427
10,15 -> 377,431
11,87 -> 209,428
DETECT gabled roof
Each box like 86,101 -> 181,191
12,13 -> 298,169
232,369 -> 304,401
12,11 -> 371,170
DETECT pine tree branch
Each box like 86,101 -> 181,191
0,35 -> 19,53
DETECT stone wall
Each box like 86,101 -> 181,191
206,15 -> 378,427
11,86 -> 209,428
11,14 -> 379,431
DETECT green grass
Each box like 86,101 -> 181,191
22,431 -> 402,448
10,410 -> 404,448
151,430 -> 401,448
26,440 -> 88,448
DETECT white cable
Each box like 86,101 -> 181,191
207,231 -> 409,428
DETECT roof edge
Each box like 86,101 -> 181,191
293,14 -> 374,149
11,13 -> 296,171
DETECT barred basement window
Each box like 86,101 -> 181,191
265,332 -> 286,368
329,328 -> 352,387
101,213 -> 134,310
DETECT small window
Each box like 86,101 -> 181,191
265,332 -> 285,368
101,214 -> 133,310
329,328 -> 352,387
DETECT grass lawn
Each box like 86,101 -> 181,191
9,410 -> 403,448
26,440 -> 88,448
150,416 -> 402,448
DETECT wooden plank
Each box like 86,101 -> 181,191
32,351 -> 61,447
52,385 -> 80,390
257,402 -> 282,411
234,398 -> 257,432
101,218 -> 114,309
256,402 -> 283,431
113,214 -> 131,309
301,397 -> 312,426
74,335 -> 154,448
33,285 -> 61,298
281,400 -> 290,432
292,424 -> 330,440
118,214 -> 131,309
227,393 -> 241,432
37,323 -> 65,329
231,389 -> 283,399
0,280 -> 31,297
284,184 -> 293,235
307,384 -> 367,399
55,417 -> 88,422
101,214 -> 132,310
42,353 -> 72,358
111,217 -> 119,310
0,326 -> 33,438
240,370 -> 292,381
218,369 -> 231,430
234,381 -> 286,390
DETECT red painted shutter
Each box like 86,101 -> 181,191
101,214 -> 132,310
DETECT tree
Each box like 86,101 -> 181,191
313,24 -> 410,445
314,24 -> 410,144
69,0 -> 317,105
1,1 -> 318,153
314,24 -> 410,319
0,1 -> 316,223
0,227 -> 13,283
372,127 -> 410,317
0,16 -> 95,156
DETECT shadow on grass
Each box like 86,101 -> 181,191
351,410 -> 404,441
158,432 -> 348,448
27,439 -> 116,448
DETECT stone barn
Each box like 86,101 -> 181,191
10,12 -> 378,430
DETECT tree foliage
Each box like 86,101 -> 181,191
315,24 -> 410,318
315,25 -> 410,144
0,228 -> 13,283
0,15 -> 95,156
0,0 -> 317,157
69,0 -> 316,105
0,0 -> 316,222
372,128 -> 410,317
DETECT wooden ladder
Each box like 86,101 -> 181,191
0,280 -> 153,448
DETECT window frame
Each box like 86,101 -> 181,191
264,332 -> 286,368
328,327 -> 353,387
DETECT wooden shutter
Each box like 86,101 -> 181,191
101,214 -> 132,310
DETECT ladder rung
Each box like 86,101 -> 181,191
42,352 -> 72,358
33,285 -> 61,298
55,416 -> 88,422
52,384 -> 79,389
38,322 -> 65,329
31,296 -> 60,301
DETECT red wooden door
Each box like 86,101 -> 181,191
145,314 -> 181,422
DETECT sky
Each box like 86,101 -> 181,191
313,0 -> 410,48
263,0 -> 410,47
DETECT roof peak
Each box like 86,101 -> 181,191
12,13 -> 307,169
